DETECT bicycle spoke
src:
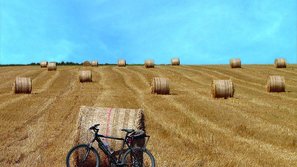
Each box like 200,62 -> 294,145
124,148 -> 155,167
82,149 -> 91,162
67,145 -> 99,167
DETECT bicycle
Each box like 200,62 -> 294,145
66,124 -> 155,167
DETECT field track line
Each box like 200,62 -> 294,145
92,66 -> 138,107
34,71 -> 60,93
158,66 -> 297,136
112,67 -> 146,100
183,67 -> 296,112
31,69 -> 48,84
0,96 -> 28,110
92,67 -> 108,106
2,69 -> 79,165
24,69 -> 79,164
203,65 -> 297,84
162,67 -> 297,118
0,70 -> 50,109
0,68 -> 45,94
5,69 -> 75,137
201,66 -> 297,101
0,68 -> 42,90
35,68 -> 97,160
180,66 -> 297,102
115,67 -> 264,166
110,67 -> 140,95
261,65 -> 297,75
0,67 -> 77,109
175,66 -> 224,81
44,67 -> 104,157
182,66 -> 264,87
14,70 -> 69,129
113,67 -> 212,164
199,65 -> 297,88
129,66 -> 297,164
0,66 -> 35,75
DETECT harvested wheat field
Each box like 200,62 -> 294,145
0,64 -> 297,167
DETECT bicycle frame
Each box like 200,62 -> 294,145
90,131 -> 137,165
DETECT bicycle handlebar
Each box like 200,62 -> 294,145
89,124 -> 146,138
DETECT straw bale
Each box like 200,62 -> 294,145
74,106 -> 145,166
266,76 -> 285,92
91,61 -> 99,67
14,77 -> 32,94
171,58 -> 180,65
79,70 -> 92,82
118,59 -> 126,67
47,62 -> 57,71
40,61 -> 48,68
230,59 -> 241,68
151,77 -> 170,95
211,80 -> 234,98
274,58 -> 286,68
144,60 -> 154,68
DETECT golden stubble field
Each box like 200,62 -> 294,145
0,65 -> 296,167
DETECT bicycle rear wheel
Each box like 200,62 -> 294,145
66,144 -> 100,167
122,147 -> 155,167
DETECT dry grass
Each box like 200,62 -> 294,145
0,65 -> 297,167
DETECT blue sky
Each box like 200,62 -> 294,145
0,0 -> 296,65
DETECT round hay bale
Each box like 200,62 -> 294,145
75,106 -> 145,166
211,80 -> 234,98
118,59 -> 126,67
14,77 -> 32,94
79,70 -> 92,82
83,61 -> 91,66
145,59 -> 154,68
47,62 -> 57,71
266,76 -> 285,92
274,58 -> 286,68
230,59 -> 241,68
91,61 -> 98,67
171,58 -> 180,65
151,77 -> 170,95
40,61 -> 48,68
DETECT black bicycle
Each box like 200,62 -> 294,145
66,124 -> 155,167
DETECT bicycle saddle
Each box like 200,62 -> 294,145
131,130 -> 145,139
121,128 -> 134,133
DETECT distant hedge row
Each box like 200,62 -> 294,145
0,62 -> 142,66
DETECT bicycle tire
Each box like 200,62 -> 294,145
66,144 -> 100,167
122,147 -> 155,167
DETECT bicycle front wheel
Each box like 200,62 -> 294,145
122,147 -> 155,167
66,144 -> 100,167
